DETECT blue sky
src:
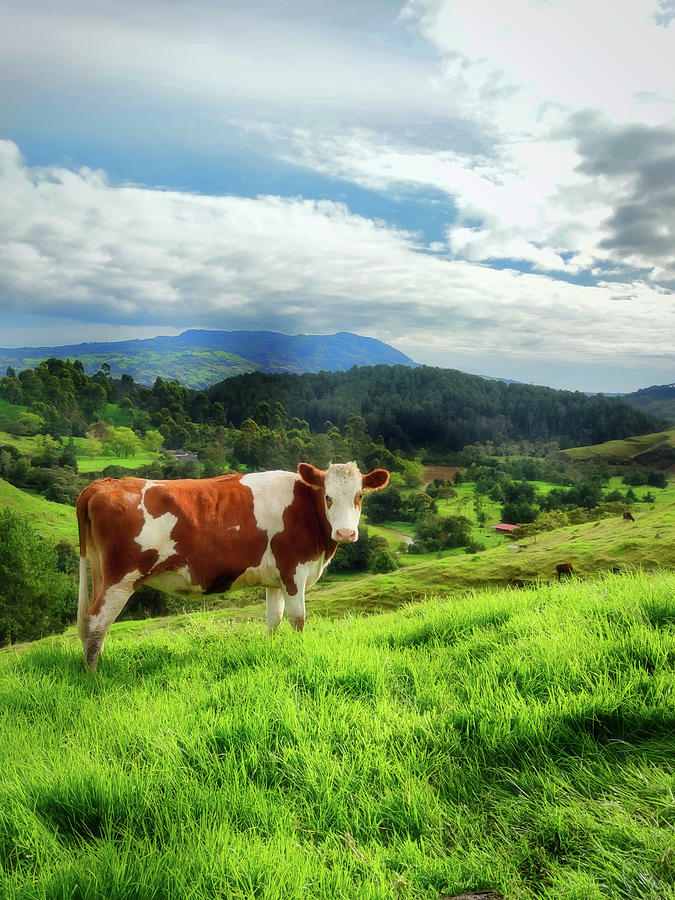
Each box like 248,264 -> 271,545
1,0 -> 674,392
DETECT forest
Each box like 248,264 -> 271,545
207,365 -> 661,451
1,357 -> 662,453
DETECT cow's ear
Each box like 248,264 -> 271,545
297,463 -> 325,488
362,468 -> 389,491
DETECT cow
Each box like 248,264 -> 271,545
556,562 -> 574,580
76,462 -> 389,670
623,510 -> 635,522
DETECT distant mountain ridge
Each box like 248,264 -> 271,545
0,330 -> 419,389
623,382 -> 675,425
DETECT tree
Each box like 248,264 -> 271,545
363,486 -> 403,523
473,491 -> 488,528
413,514 -> 472,551
370,549 -> 399,573
0,510 -> 74,645
58,437 -> 78,469
103,426 -> 141,458
330,527 -> 386,573
79,437 -> 103,459
16,412 -> 44,435
143,430 -> 165,454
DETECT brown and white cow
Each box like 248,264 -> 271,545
76,462 -> 389,669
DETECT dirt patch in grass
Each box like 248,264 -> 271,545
423,465 -> 462,484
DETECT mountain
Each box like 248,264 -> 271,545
623,382 -> 675,425
0,330 -> 418,389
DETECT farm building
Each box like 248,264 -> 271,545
493,523 -> 519,534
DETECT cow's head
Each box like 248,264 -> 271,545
298,461 -> 389,543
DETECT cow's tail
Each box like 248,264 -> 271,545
76,488 -> 91,642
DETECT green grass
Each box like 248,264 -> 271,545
0,430 -> 40,455
0,397 -> 30,425
605,476 -> 675,507
562,427 -> 675,461
75,454 -> 158,473
0,478 -> 78,544
309,500 -> 675,616
1,571 -> 674,899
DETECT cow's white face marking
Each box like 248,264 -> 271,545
323,463 -> 364,542
135,482 -> 178,566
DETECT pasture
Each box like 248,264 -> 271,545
561,427 -> 675,462
1,571 -> 674,899
0,478 -> 78,544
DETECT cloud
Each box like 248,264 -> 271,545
560,114 -> 675,282
0,2 -> 445,123
1,139 -> 673,392
249,1 -> 675,289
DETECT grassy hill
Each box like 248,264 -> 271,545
2,571 -> 674,899
561,426 -> 675,465
0,478 -> 78,543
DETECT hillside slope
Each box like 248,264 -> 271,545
624,382 -> 675,424
2,572 -> 674,899
0,478 -> 78,543
0,330 -> 418,389
562,426 -> 675,467
309,500 -> 675,617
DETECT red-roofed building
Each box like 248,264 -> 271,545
493,523 -> 519,534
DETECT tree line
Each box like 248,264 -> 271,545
207,365 -> 661,451
1,358 -> 661,458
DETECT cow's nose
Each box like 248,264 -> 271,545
335,528 -> 357,543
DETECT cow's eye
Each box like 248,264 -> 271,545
355,493 -> 363,504
326,495 -> 333,508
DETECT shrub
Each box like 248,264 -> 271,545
464,539 -> 486,554
369,550 -> 399,574
0,510 -> 74,645
414,513 -> 472,552
331,527 -> 387,573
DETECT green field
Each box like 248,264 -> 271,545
310,500 -> 675,619
0,430 -> 40,455
562,427 -> 675,461
75,454 -> 158,473
2,571 -> 674,899
0,478 -> 78,544
0,397 -> 29,425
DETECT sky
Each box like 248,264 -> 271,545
1,0 -> 674,392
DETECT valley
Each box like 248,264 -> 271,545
0,354 -> 674,900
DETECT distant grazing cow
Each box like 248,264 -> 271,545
76,462 -> 389,670
556,562 -> 574,580
623,510 -> 635,522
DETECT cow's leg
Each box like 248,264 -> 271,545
82,571 -> 138,670
266,588 -> 285,632
283,586 -> 306,632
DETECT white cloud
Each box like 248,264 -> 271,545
0,2 -> 443,120
1,3 -> 673,389
1,139 -> 673,392
403,0 -> 675,130
246,0 -> 675,286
